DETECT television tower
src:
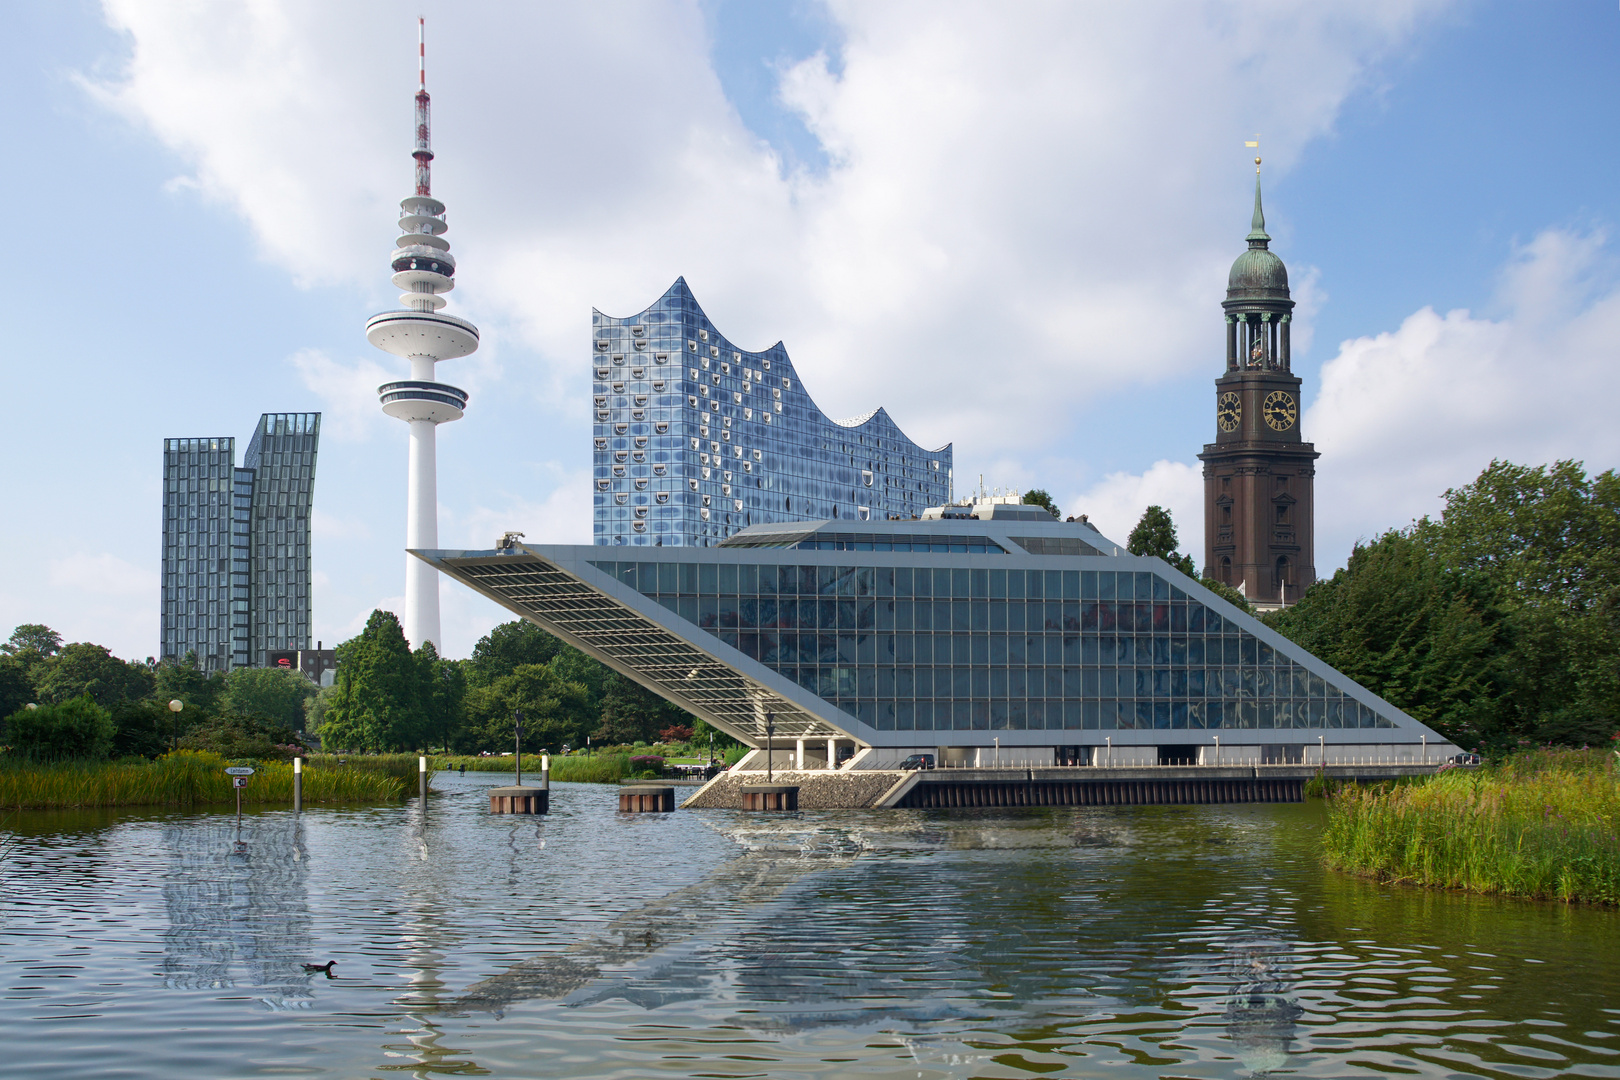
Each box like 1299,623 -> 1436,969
366,18 -> 477,651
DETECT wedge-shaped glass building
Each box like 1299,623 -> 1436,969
593,278 -> 952,547
420,509 -> 1454,765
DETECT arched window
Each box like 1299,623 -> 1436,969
1220,556 -> 1232,583
1276,556 -> 1291,592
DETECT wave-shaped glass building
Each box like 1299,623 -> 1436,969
420,508 -> 1455,767
593,279 -> 952,547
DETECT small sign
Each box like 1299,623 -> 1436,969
225,767 -> 255,776
232,776 -> 248,789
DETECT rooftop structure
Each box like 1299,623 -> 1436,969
160,413 -> 320,671
593,279 -> 953,547
365,18 -> 477,650
417,510 -> 1454,767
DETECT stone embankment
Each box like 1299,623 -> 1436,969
683,770 -> 904,809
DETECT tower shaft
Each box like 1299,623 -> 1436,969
368,19 -> 477,651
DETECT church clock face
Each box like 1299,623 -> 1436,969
1216,392 -> 1241,432
1263,390 -> 1297,431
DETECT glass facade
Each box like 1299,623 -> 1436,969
161,413 -> 321,670
589,559 -> 1397,734
592,278 -> 953,547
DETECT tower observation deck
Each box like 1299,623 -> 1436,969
366,18 -> 477,650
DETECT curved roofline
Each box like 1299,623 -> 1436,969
598,277 -> 949,462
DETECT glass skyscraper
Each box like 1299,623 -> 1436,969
161,413 -> 321,671
593,278 -> 952,547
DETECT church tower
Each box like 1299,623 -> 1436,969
1198,161 -> 1318,606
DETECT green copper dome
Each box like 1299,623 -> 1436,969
1227,172 -> 1290,298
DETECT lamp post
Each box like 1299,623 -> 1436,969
168,699 -> 183,752
514,710 -> 524,786
765,713 -> 775,784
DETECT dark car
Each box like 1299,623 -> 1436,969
899,754 -> 935,771
1447,752 -> 1482,766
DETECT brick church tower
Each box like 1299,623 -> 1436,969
1198,163 -> 1318,606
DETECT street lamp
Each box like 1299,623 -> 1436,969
765,713 -> 775,784
514,710 -> 525,786
168,699 -> 183,752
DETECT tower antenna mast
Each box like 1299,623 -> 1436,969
365,18 -> 479,651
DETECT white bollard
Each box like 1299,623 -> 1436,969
293,756 -> 303,813
540,753 -> 550,791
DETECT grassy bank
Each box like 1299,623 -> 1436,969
434,753 -> 635,783
1322,748 -> 1620,905
0,750 -> 405,809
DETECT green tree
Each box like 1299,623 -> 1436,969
33,643 -> 155,710
7,697 -> 116,760
1263,528 -> 1505,749
1022,489 -> 1061,519
416,642 -> 467,753
1197,576 -> 1254,616
595,671 -> 691,745
221,666 -> 317,730
320,610 -> 428,751
466,620 -> 566,688
3,624 -> 61,680
179,712 -> 303,760
0,658 -> 32,726
1127,505 -> 1198,577
152,653 -> 226,718
109,699 -> 172,759
462,662 -> 592,752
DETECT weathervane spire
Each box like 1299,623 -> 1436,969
1244,137 -> 1269,245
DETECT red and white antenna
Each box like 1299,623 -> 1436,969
413,16 -> 433,197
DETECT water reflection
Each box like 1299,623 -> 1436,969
160,817 -> 314,1008
1222,935 -> 1301,1075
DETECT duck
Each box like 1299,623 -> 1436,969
302,960 -> 337,977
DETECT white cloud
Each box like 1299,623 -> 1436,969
1308,226 -> 1620,562
91,0 -> 1451,463
288,347 -> 393,442
1067,461 -> 1205,559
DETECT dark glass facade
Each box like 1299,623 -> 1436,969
590,558 -> 1396,734
161,413 -> 320,670
592,278 -> 952,547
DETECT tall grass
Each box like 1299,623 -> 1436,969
433,753 -> 634,783
0,750 -> 405,809
1322,748 -> 1620,905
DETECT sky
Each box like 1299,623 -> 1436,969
5,0 -> 1619,662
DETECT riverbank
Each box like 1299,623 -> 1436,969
1321,747 -> 1620,905
0,750 -> 405,808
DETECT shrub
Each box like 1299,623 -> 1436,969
629,754 -> 665,776
6,697 -> 116,760
658,724 -> 694,744
179,713 -> 304,761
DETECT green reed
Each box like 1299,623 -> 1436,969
432,753 -> 633,783
1321,747 -> 1620,905
0,750 -> 405,808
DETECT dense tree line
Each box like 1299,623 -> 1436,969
0,624 -> 316,760
1264,460 -> 1619,753
313,611 -> 711,754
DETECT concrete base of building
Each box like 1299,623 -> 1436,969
686,762 -> 1454,810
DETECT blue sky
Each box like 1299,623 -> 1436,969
5,1 -> 1619,661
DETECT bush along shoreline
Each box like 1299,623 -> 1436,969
0,750 -> 406,809
1320,747 -> 1620,905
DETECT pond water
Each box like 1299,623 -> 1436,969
2,773 -> 1617,1079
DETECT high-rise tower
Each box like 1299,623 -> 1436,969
366,19 -> 477,650
1198,160 -> 1318,607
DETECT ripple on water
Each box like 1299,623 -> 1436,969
2,779 -> 1618,1079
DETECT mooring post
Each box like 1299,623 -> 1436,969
540,753 -> 550,791
419,755 -> 428,803
293,756 -> 302,813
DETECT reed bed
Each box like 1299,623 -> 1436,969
1321,748 -> 1620,905
434,753 -> 634,783
0,750 -> 405,809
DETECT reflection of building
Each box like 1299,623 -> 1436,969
1200,167 -> 1318,607
420,504 -> 1454,763
593,278 -> 952,548
161,820 -> 312,1004
160,413 -> 321,670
